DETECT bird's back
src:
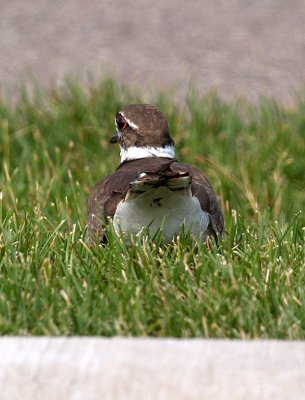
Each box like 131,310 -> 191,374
87,157 -> 224,244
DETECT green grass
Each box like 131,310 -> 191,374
0,78 -> 304,337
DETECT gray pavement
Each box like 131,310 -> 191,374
1,0 -> 305,103
1,338 -> 305,400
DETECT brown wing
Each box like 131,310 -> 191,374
87,174 -> 126,245
87,157 -> 224,244
87,158 -> 177,244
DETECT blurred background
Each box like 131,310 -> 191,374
1,0 -> 305,104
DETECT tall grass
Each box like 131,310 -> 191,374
0,78 -> 304,337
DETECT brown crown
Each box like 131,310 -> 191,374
112,104 -> 174,149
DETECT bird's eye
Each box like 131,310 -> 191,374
116,115 -> 128,131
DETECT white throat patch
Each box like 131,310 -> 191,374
120,144 -> 175,163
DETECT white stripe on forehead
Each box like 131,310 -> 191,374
118,111 -> 139,130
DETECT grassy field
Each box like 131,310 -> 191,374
0,78 -> 304,337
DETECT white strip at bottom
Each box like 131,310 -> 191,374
1,338 -> 305,400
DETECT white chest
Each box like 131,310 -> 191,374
113,186 -> 210,243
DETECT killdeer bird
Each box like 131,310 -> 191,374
87,104 -> 224,245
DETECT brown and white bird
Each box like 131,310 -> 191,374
87,104 -> 224,245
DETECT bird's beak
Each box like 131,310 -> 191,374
109,133 -> 119,144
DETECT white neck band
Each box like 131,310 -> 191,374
120,144 -> 175,163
